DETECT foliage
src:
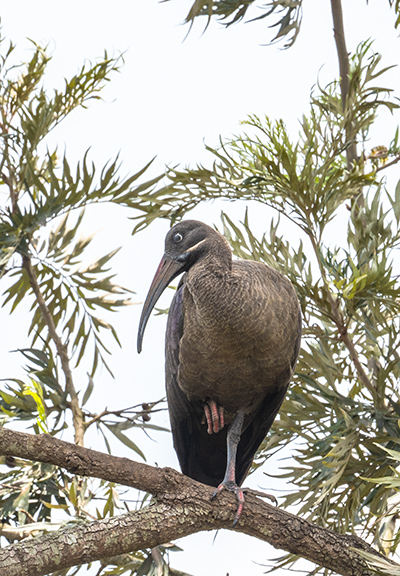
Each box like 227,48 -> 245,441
184,0 -> 303,47
0,34 -> 182,575
388,0 -> 400,28
179,0 -> 400,47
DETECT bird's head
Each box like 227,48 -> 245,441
137,220 -> 228,353
164,219 -> 211,266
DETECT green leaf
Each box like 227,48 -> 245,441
104,424 -> 147,461
82,374 -> 94,406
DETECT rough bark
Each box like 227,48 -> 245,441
0,427 -> 395,576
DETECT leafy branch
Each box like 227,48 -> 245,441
180,0 -> 400,46
21,254 -> 84,445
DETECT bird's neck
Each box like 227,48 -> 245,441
185,242 -> 236,325
188,239 -> 232,282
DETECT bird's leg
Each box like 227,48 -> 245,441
203,400 -> 225,434
211,410 -> 245,526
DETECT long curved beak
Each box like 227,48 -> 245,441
137,255 -> 185,353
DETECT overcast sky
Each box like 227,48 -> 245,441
1,1 -> 400,574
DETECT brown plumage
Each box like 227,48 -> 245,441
138,220 -> 301,523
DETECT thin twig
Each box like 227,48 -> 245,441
83,406 -> 165,429
339,330 -> 375,395
20,509 -> 35,523
375,153 -> 400,172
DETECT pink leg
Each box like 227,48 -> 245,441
211,411 -> 245,526
207,410 -> 276,527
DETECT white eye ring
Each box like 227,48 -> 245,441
174,232 -> 183,243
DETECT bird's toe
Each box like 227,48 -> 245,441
242,487 -> 278,505
204,400 -> 225,434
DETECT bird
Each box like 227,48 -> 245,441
137,220 -> 301,524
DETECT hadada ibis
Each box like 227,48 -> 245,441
137,220 -> 301,524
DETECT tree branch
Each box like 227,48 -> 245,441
330,0 -> 358,168
375,153 -> 400,172
0,427 -> 395,576
339,330 -> 376,395
308,232 -> 375,396
22,255 -> 85,446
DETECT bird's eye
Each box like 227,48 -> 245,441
173,232 -> 183,243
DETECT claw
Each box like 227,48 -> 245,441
211,483 -> 278,526
211,480 -> 245,526
232,487 -> 245,527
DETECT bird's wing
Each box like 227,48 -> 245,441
236,384 -> 289,486
165,278 -> 228,487
236,307 -> 302,486
165,279 -> 192,430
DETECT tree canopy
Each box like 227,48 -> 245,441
1,1 -> 400,575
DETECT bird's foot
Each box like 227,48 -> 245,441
203,400 -> 224,434
211,483 -> 278,527
211,480 -> 245,527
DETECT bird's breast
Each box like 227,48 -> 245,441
176,260 -> 300,415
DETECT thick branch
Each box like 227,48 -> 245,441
22,255 -> 85,446
0,427 -> 394,576
330,0 -> 358,168
330,0 -> 349,109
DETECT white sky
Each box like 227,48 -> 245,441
1,1 -> 400,575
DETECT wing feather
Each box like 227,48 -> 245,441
165,278 -> 228,486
